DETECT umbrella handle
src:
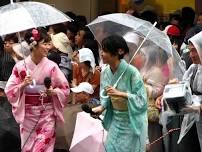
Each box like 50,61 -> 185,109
29,79 -> 36,88
100,89 -> 109,99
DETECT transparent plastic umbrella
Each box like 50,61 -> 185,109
87,13 -> 172,55
0,1 -> 73,36
87,13 -> 185,98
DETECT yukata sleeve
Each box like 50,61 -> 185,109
100,70 -> 110,109
127,71 -> 147,113
127,69 -> 148,135
51,65 -> 70,122
100,69 -> 113,131
5,64 -> 25,123
5,65 -> 24,107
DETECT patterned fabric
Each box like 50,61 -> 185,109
5,56 -> 69,151
100,59 -> 148,152
20,103 -> 55,152
105,110 -> 137,152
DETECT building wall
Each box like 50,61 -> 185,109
195,0 -> 202,14
126,0 -> 195,15
35,0 -> 98,22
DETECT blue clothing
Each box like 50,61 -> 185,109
101,59 -> 148,152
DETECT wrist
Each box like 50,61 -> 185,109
119,92 -> 128,98
20,83 -> 26,90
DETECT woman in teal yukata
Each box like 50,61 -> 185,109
92,35 -> 148,152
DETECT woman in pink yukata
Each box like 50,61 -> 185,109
5,28 -> 69,152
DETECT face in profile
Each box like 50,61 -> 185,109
75,30 -> 85,47
4,40 -> 15,53
197,15 -> 202,25
189,43 -> 201,64
100,49 -> 114,64
36,41 -> 50,58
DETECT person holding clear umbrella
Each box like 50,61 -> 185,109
5,28 -> 69,152
91,35 -> 148,152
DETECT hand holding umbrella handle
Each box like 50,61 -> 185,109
100,83 -> 119,99
100,89 -> 109,99
26,71 -> 36,88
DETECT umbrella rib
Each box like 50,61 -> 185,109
100,22 -> 157,99
113,22 -> 157,88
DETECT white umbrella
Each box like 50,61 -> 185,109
0,1 -> 72,35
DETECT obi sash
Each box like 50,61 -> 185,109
24,85 -> 51,105
110,96 -> 128,111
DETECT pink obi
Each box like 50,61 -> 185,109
25,93 -> 51,105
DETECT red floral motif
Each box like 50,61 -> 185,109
40,110 -> 44,114
20,70 -> 26,80
36,127 -> 42,135
52,132 -> 56,138
44,138 -> 51,144
13,70 -> 19,78
39,148 -> 44,152
12,93 -> 16,98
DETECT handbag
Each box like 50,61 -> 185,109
147,97 -> 160,122
145,85 -> 160,122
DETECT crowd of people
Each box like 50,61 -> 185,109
0,5 -> 202,152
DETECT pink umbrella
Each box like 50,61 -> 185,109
70,112 -> 107,152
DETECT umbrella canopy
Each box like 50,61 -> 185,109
70,112 -> 106,152
87,13 -> 172,55
88,13 -> 185,99
0,1 -> 72,35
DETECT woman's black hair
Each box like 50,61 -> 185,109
83,61 -> 91,68
47,51 -> 61,65
101,35 -> 129,59
4,34 -> 18,43
147,47 -> 168,66
0,37 -> 4,56
82,27 -> 94,40
83,39 -> 99,66
50,23 -> 67,34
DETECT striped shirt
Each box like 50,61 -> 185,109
0,51 -> 15,81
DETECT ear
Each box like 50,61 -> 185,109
118,49 -> 124,55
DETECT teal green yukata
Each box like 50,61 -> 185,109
101,59 -> 148,152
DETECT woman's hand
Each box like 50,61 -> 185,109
91,105 -> 105,119
46,86 -> 56,96
105,86 -> 128,98
95,66 -> 101,72
21,75 -> 33,89
71,79 -> 77,88
181,105 -> 201,114
168,78 -> 179,84
155,95 -> 163,109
